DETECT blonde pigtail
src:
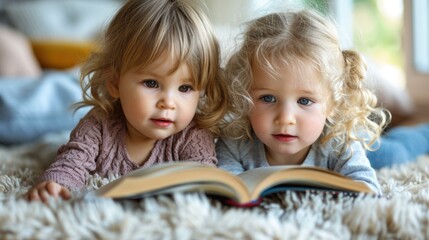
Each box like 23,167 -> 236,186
341,50 -> 390,151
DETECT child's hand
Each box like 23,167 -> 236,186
26,181 -> 71,202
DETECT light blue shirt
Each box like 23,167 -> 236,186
216,134 -> 382,195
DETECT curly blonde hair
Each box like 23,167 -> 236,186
223,9 -> 390,156
76,0 -> 229,136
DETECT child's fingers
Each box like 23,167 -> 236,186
26,181 -> 70,202
27,189 -> 41,201
59,188 -> 71,200
46,181 -> 60,197
26,183 -> 48,201
46,181 -> 71,200
39,189 -> 51,203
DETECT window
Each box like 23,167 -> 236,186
404,0 -> 429,104
412,0 -> 429,73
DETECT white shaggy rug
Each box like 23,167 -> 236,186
1,132 -> 429,239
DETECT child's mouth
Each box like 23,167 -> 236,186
151,118 -> 174,127
272,134 -> 297,142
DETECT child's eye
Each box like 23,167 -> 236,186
178,84 -> 193,93
298,97 -> 313,106
142,80 -> 158,88
260,95 -> 276,103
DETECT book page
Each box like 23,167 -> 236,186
238,166 -> 372,200
119,182 -> 241,201
238,166 -> 298,194
124,162 -> 207,178
96,162 -> 252,203
95,162 -> 204,197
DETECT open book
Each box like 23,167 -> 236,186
95,162 -> 374,205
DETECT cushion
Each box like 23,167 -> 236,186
3,0 -> 120,69
0,71 -> 90,145
31,40 -> 96,69
0,25 -> 42,77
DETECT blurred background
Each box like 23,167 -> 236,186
0,0 -> 427,145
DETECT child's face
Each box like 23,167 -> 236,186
249,60 -> 329,165
108,53 -> 200,142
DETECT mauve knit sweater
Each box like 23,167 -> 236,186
40,108 -> 217,191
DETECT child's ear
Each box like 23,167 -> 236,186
107,76 -> 120,99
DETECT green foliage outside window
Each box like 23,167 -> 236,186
303,0 -> 403,69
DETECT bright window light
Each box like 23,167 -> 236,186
412,0 -> 429,73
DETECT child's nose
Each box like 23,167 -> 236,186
157,92 -> 176,109
275,103 -> 296,125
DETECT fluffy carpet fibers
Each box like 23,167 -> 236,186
1,134 -> 429,239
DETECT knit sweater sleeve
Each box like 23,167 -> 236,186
174,122 -> 217,166
324,141 -> 382,195
40,109 -> 102,191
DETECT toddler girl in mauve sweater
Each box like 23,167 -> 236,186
26,0 -> 230,202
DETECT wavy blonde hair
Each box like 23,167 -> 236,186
76,0 -> 229,136
223,9 -> 390,156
